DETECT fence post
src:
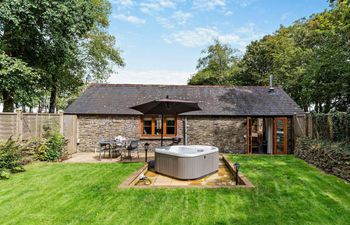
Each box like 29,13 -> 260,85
305,113 -> 309,138
16,108 -> 23,141
307,113 -> 313,138
35,113 -> 38,137
58,110 -> 64,135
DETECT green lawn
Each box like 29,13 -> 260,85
0,155 -> 349,225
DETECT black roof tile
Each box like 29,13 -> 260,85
64,84 -> 305,116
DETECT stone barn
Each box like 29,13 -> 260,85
65,84 -> 305,154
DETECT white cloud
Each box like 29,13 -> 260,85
108,69 -> 192,85
193,0 -> 226,10
155,11 -> 192,29
224,11 -> 233,16
163,24 -> 264,51
113,14 -> 146,24
112,0 -> 134,7
172,11 -> 192,25
280,12 -> 291,21
218,34 -> 241,43
233,0 -> 255,7
156,16 -> 174,29
140,0 -> 176,14
164,27 -> 217,47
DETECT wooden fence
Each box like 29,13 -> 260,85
293,114 -> 307,138
0,109 -> 77,154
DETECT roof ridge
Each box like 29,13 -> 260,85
89,83 -> 278,89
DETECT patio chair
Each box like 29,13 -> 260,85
122,140 -> 139,161
99,139 -> 112,160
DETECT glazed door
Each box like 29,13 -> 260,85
247,117 -> 252,154
273,117 -> 288,154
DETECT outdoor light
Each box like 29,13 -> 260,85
144,143 -> 150,162
234,162 -> 240,185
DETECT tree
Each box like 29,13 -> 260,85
188,40 -> 240,85
0,0 -> 124,112
189,0 -> 350,112
0,53 -> 40,112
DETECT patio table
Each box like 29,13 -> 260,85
99,138 -> 140,160
110,139 -> 128,158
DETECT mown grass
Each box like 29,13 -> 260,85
0,155 -> 349,225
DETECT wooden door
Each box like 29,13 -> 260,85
273,117 -> 288,154
247,117 -> 252,154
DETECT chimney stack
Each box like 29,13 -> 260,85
269,75 -> 275,93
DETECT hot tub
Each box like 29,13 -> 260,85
155,145 -> 219,180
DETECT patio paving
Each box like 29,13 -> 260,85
63,152 -> 154,163
134,159 -> 236,187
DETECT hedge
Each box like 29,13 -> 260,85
311,112 -> 350,142
295,137 -> 350,182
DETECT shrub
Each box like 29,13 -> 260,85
36,130 -> 66,161
310,112 -> 350,142
0,170 -> 10,180
0,138 -> 23,170
11,166 -> 26,173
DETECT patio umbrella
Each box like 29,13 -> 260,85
130,96 -> 201,146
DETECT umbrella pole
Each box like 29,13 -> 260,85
161,114 -> 164,146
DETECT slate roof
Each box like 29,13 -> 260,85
64,84 -> 305,116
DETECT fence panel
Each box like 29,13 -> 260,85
0,113 -> 17,140
22,113 -> 60,140
294,114 -> 306,137
306,112 -> 350,142
63,115 -> 77,155
0,110 -> 76,155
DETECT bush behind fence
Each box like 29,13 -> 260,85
309,112 -> 350,142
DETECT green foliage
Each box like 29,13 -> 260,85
189,39 -> 240,85
189,2 -> 350,112
0,52 -> 41,111
11,166 -> 25,173
311,112 -> 350,142
36,130 -> 66,161
0,170 -> 10,180
0,0 -> 124,112
0,138 -> 23,171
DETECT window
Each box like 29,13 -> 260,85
166,117 -> 175,135
143,118 -> 152,135
141,115 -> 177,137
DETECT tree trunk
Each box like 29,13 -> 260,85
324,99 -> 331,113
2,91 -> 15,112
49,85 -> 57,113
303,105 -> 308,112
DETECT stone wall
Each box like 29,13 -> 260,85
77,115 -> 183,152
77,115 -> 295,154
186,116 -> 247,153
295,137 -> 350,182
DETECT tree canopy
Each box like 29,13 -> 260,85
189,0 -> 350,113
0,0 -> 124,112
189,40 -> 240,85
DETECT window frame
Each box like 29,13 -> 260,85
140,115 -> 177,138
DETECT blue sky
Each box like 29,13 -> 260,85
108,0 -> 329,84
